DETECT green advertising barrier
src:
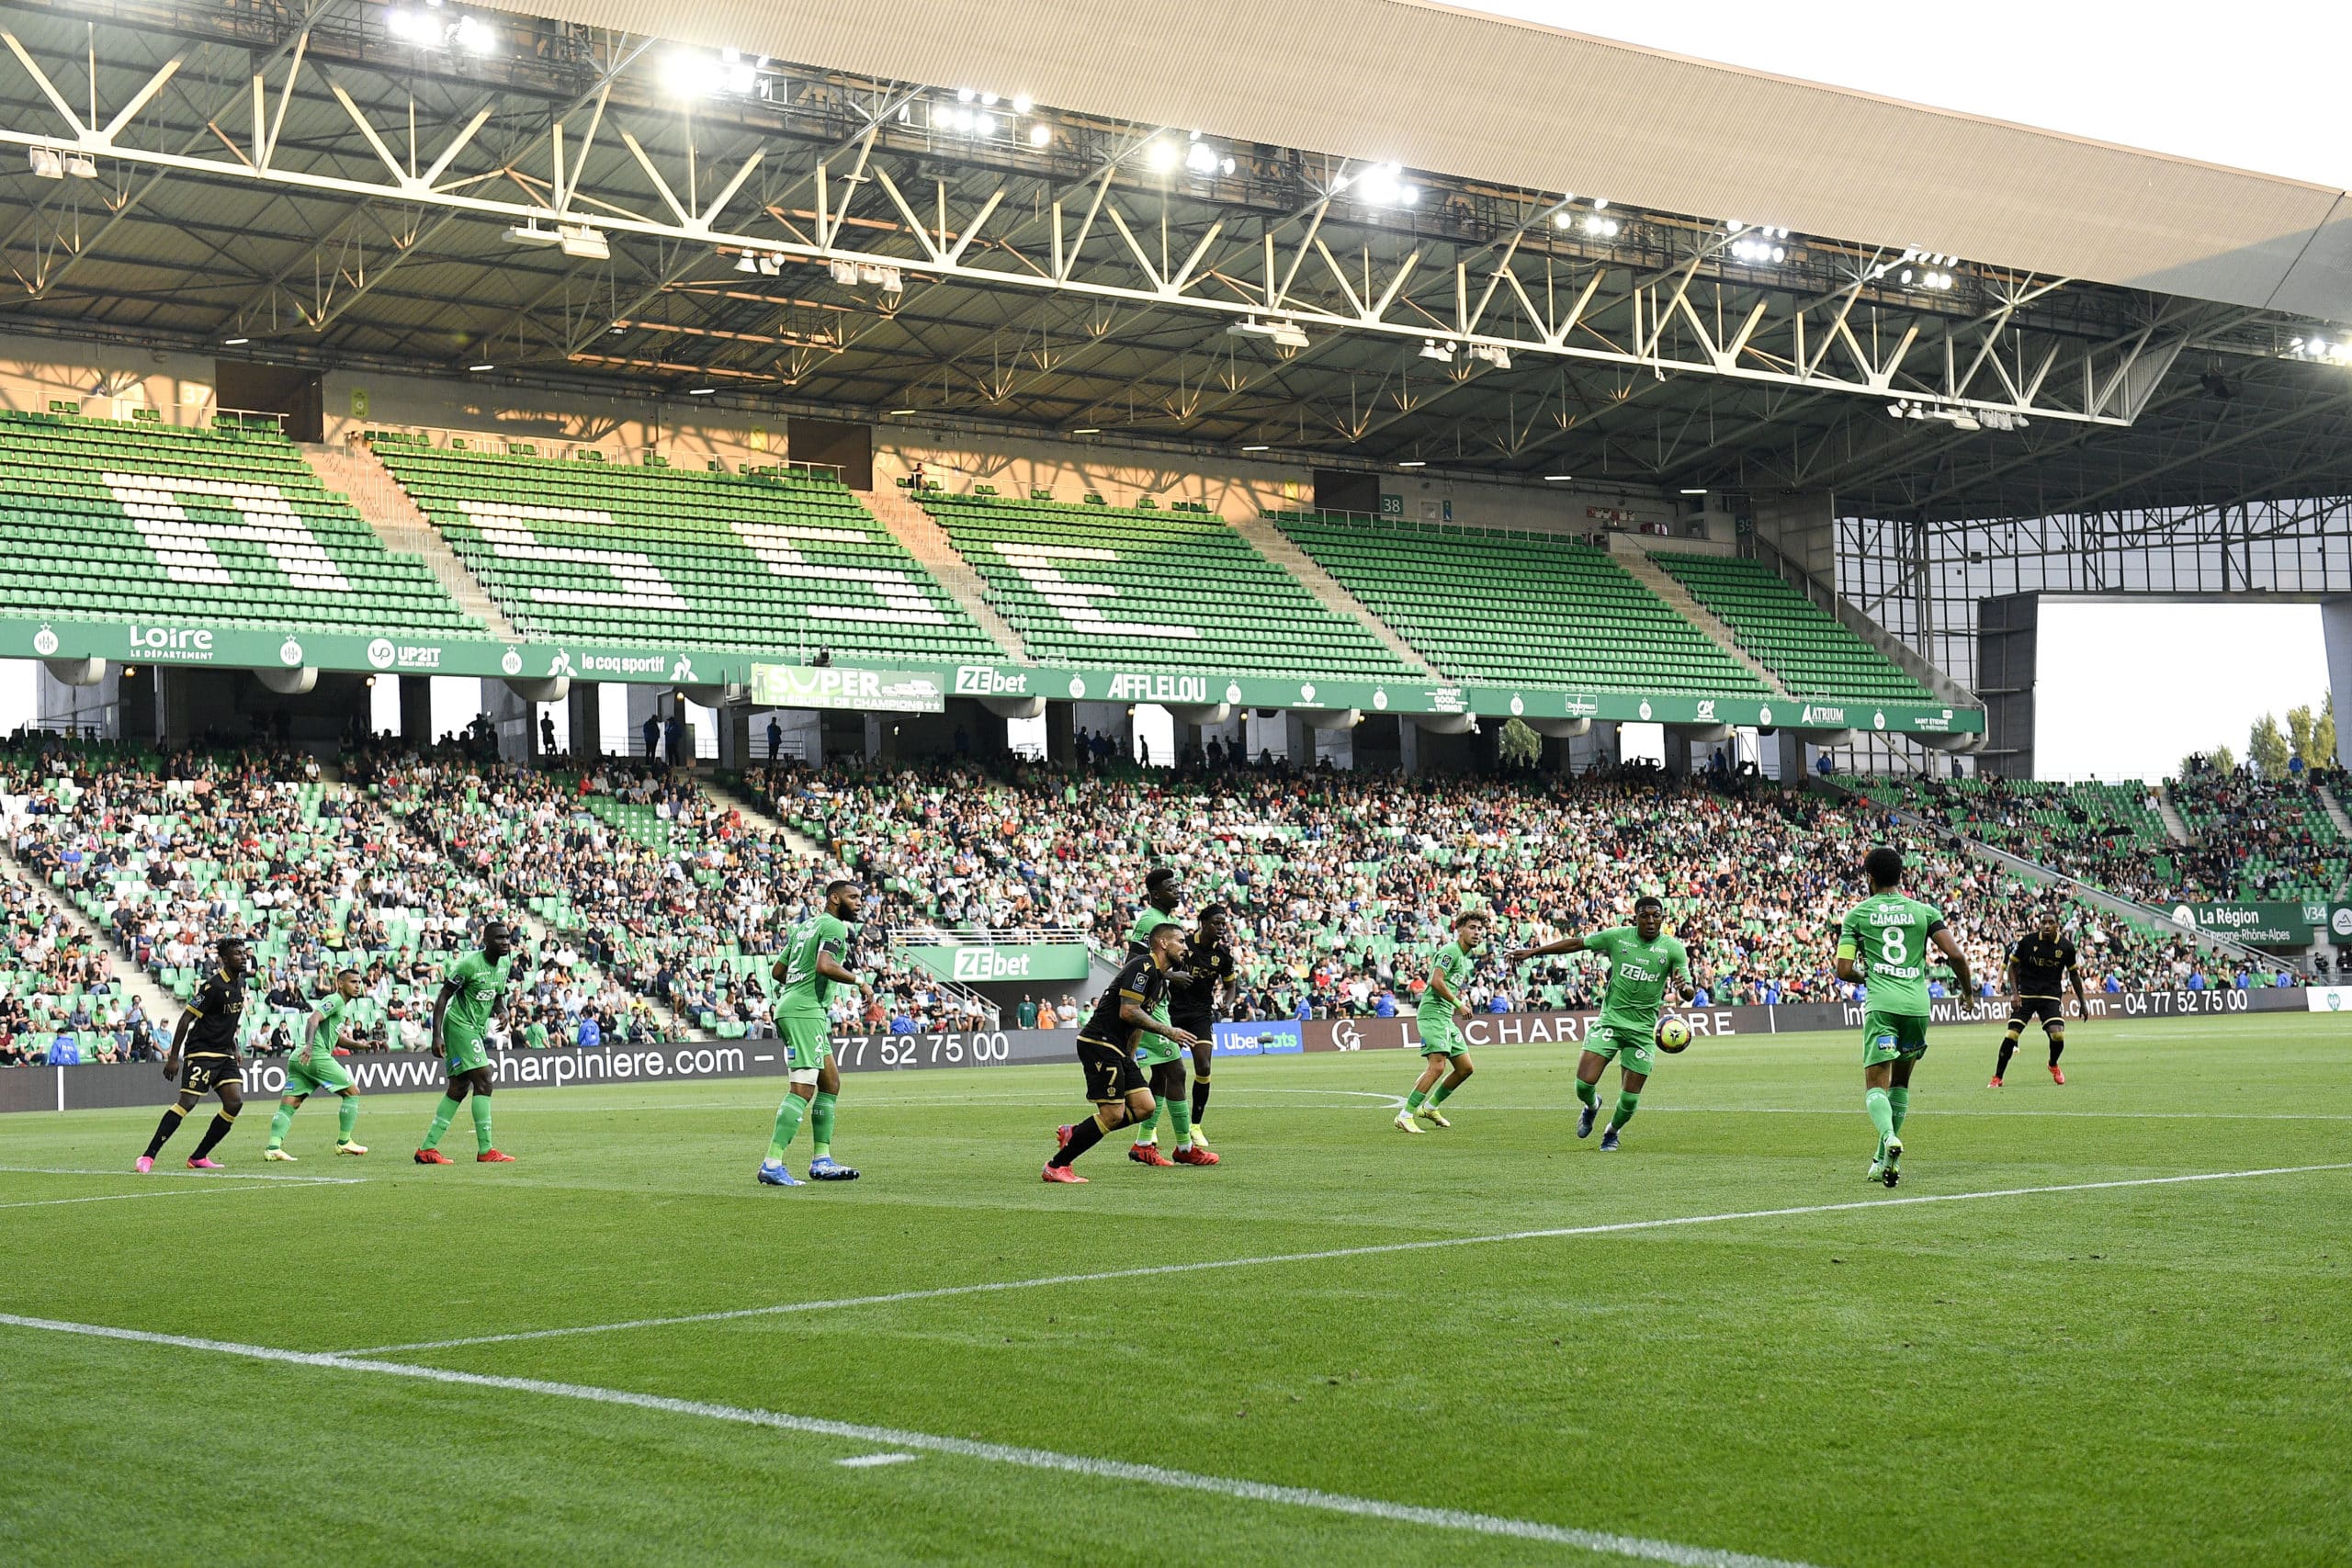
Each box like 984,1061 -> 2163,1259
2166,902 -> 2322,945
901,942 -> 1093,984
1,615 -> 1984,734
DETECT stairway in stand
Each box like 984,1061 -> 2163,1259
299,440 -> 519,641
858,485 -> 1028,661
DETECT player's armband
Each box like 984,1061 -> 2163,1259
1836,938 -> 1858,961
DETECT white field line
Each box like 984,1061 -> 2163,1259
1398,1106 -> 2352,1122
0,1165 -> 361,1182
0,1182 -> 351,1212
0,1312 -> 1821,1568
836,1451 -> 921,1468
345,1162 -> 2351,1357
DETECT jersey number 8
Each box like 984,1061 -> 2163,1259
1880,927 -> 1906,965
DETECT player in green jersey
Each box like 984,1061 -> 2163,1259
759,879 -> 869,1187
262,967 -> 368,1160
1396,910 -> 1488,1133
1123,866 -> 1193,1166
1835,847 -> 1973,1188
414,922 -> 525,1166
1509,894 -> 1696,1152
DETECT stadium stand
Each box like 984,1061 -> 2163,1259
2168,762 -> 2349,903
1855,774 -> 2180,902
923,494 -> 1418,677
1270,513 -> 1767,693
0,412 -> 481,635
1655,552 -> 1937,703
368,438 -> 1003,662
749,758 -> 2238,1020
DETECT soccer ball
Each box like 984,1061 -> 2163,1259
1655,1016 -> 1693,1054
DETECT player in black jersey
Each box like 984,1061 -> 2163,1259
1165,904 -> 1238,1163
1993,910 -> 2086,1088
1043,920 -> 1199,1183
138,937 -> 252,1171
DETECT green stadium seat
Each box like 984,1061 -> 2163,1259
1271,513 -> 1767,694
1655,553 -> 1935,704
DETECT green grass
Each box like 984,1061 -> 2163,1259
4,1016 -> 2348,1567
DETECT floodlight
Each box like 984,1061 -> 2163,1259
830,260 -> 858,286
1146,140 -> 1179,173
1554,211 -> 1573,230
557,223 -> 608,260
977,112 -> 997,136
1419,339 -> 1453,362
736,252 -> 759,273
877,267 -> 904,294
386,8 -> 426,41
755,253 -> 784,276
956,87 -> 976,102
28,147 -> 61,179
504,222 -> 560,247
1186,141 -> 1219,175
1269,322 -> 1309,351
1028,123 -> 1051,148
1470,344 -> 1511,369
1011,93 -> 1034,113
453,14 -> 493,53
63,152 -> 96,179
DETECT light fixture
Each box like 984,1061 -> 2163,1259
736,252 -> 759,274
829,259 -> 858,287
469,363 -> 494,372
1069,426 -> 1100,434
755,252 -> 783,276
887,408 -> 918,415
363,674 -> 376,687
1269,321 -> 1309,350
1028,122 -> 1051,148
956,86 -> 976,102
977,112 -> 998,136
1353,162 -> 1414,207
1552,211 -> 1573,230
1011,93 -> 1034,113
503,221 -> 560,248
1396,460 -> 1427,468
1145,139 -> 1180,173
1185,140 -> 1219,175
451,14 -> 493,54
63,152 -> 96,179
1470,344 -> 1511,369
1418,339 -> 1453,362
27,147 -> 62,179
557,223 -> 608,260
1241,444 -> 1270,451
1679,488 -> 1708,496
222,336 -> 250,346
1580,215 -> 1620,237
686,387 -> 716,396
1543,474 -> 1572,481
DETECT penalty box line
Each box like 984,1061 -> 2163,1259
0,1312 -> 1819,1568
347,1161 -> 2352,1357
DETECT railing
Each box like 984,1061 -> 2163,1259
885,924 -> 1091,946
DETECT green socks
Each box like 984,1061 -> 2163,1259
1131,1100 -> 1161,1144
809,1091 -> 837,1160
1575,1078 -> 1600,1110
1608,1090 -> 1640,1132
1866,1087 -> 1896,1147
1888,1087 -> 1909,1135
337,1094 -> 358,1143
1430,1080 -> 1457,1107
1404,1087 -> 1429,1112
766,1093 -> 807,1163
266,1102 -> 296,1149
422,1095 -> 461,1151
469,1096 -> 494,1155
1170,1096 -> 1193,1149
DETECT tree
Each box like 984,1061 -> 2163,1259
1497,716 -> 1543,770
2248,714 -> 2290,779
2208,743 -> 2237,777
2320,692 -> 2338,771
2288,705 -> 2317,769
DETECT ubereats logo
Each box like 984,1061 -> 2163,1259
956,666 -> 1029,696
129,625 -> 216,662
366,637 -> 443,671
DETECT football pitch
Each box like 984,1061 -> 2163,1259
4,1017 -> 2346,1567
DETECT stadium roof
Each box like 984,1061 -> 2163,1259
1,0 -> 2349,524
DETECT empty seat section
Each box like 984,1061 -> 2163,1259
924,496 -> 1418,678
0,412 -> 479,635
1272,513 -> 1768,694
370,441 -> 1004,662
1655,553 -> 1934,703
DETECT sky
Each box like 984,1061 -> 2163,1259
1460,1 -> 2352,189
2035,601 -> 2330,781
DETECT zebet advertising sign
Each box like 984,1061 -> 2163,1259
2167,902 -> 2316,946
901,942 -> 1093,984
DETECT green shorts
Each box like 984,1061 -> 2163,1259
782,1010 -> 834,1074
1584,1022 -> 1657,1077
442,1032 -> 489,1077
285,1053 -> 354,1095
1415,1010 -> 1465,1057
1861,1010 -> 1929,1067
1133,1000 -> 1183,1066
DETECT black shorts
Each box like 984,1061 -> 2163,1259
179,1054 -> 238,1094
2008,996 -> 2067,1030
1170,1016 -> 1216,1049
1078,1038 -> 1148,1103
